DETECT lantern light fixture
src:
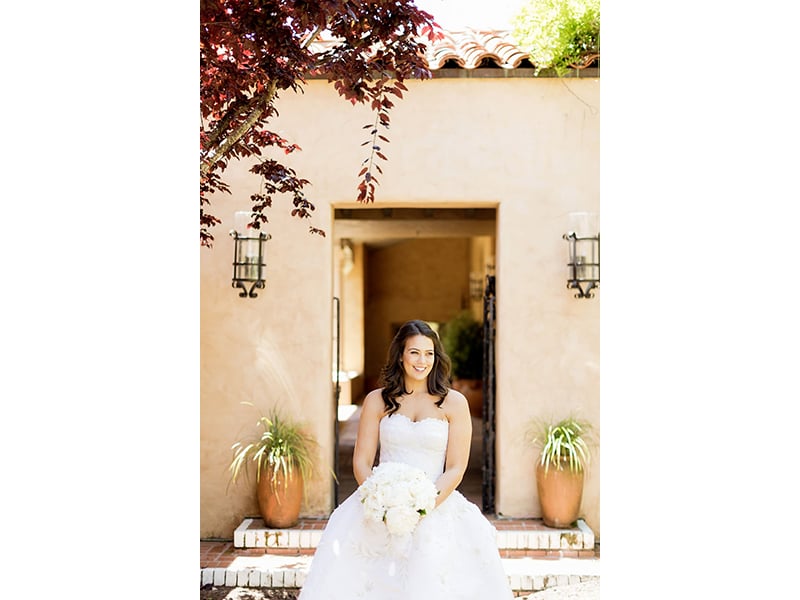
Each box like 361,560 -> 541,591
230,211 -> 271,298
469,272 -> 484,301
563,212 -> 599,299
469,262 -> 495,302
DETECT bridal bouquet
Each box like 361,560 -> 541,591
359,461 -> 439,536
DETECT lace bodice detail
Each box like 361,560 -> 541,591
379,413 -> 448,481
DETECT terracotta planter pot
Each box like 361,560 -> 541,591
257,467 -> 304,528
535,461 -> 584,528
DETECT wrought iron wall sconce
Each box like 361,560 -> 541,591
469,262 -> 495,301
469,272 -> 484,301
563,212 -> 599,299
230,211 -> 271,298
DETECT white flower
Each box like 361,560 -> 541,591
358,461 -> 438,536
384,504 -> 419,536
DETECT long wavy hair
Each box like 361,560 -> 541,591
379,320 -> 452,415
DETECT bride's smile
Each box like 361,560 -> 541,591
401,334 -> 435,382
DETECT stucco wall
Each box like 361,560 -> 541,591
200,74 -> 600,537
200,188 -> 335,538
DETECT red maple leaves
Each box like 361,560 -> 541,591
200,0 -> 442,246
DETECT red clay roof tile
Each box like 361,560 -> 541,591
308,29 -> 535,71
424,29 -> 530,70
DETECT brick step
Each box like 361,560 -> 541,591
202,517 -> 599,594
200,552 -> 599,595
232,516 -> 596,555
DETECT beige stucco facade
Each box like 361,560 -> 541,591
200,72 -> 600,538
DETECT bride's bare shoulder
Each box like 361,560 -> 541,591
441,388 -> 469,419
361,388 -> 386,415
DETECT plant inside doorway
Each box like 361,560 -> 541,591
440,311 -> 484,418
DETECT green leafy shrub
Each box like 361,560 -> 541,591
511,0 -> 600,76
441,312 -> 483,380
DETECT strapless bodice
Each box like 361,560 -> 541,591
299,411 -> 514,599
379,413 -> 449,481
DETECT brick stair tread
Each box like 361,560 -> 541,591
200,553 -> 600,593
201,517 -> 599,593
230,517 -> 595,552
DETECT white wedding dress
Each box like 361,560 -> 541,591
298,413 -> 513,599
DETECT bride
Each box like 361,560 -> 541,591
298,319 -> 513,599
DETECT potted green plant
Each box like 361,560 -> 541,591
228,404 -> 317,528
527,416 -> 595,528
440,311 -> 484,418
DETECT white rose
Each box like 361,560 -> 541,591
359,462 -> 438,535
384,504 -> 420,536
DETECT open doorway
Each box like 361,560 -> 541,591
332,207 -> 496,512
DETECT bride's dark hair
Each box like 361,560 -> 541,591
379,319 -> 452,415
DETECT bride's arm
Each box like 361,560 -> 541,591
434,390 -> 472,508
352,389 -> 385,486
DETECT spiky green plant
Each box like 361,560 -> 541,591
229,404 -> 316,493
528,416 -> 594,474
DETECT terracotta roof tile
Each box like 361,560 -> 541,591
309,29 -> 534,71
424,29 -> 530,70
